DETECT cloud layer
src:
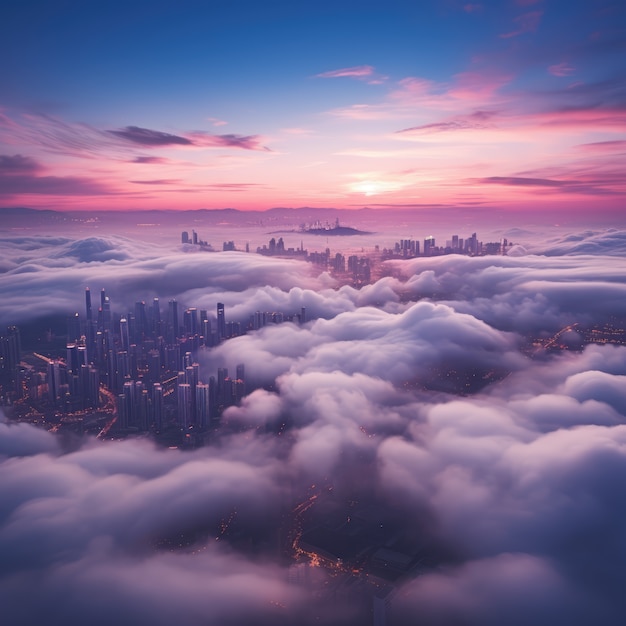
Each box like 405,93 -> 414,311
2,230 -> 626,623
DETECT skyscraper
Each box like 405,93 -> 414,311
217,302 -> 226,340
168,299 -> 179,341
120,317 -> 130,351
85,288 -> 92,321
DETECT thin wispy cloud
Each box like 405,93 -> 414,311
316,65 -> 375,79
549,62 -> 575,77
129,179 -> 182,185
131,156 -> 170,164
0,154 -> 116,196
109,126 -> 193,146
111,126 -> 271,152
499,10 -> 543,38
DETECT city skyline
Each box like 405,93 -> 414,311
1,0 -> 624,215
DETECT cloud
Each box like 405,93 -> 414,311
186,131 -> 271,151
131,156 -> 170,164
316,65 -> 375,79
130,179 -> 182,185
0,236 -> 327,325
0,410 -> 59,457
0,154 -> 115,197
476,176 -> 566,187
576,140 -> 626,153
108,126 -> 193,146
470,173 -> 625,197
0,154 -> 42,174
3,228 -> 626,623
396,119 -> 491,134
548,62 -> 575,77
499,10 -> 543,39
109,126 -> 269,152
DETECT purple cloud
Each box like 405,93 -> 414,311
477,176 -> 566,187
108,126 -> 193,146
577,140 -> 626,152
0,154 -> 114,196
187,131 -> 271,151
0,154 -> 42,174
130,179 -> 182,185
132,156 -> 169,164
549,62 -> 575,77
109,126 -> 271,152
397,110 -> 498,134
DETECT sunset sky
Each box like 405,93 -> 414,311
0,0 -> 624,214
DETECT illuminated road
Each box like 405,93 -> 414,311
542,323 -> 579,350
96,386 -> 117,438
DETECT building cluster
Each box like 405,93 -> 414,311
383,232 -> 508,259
1,288 -> 310,440
257,238 -> 372,283
0,326 -> 21,395
181,229 -> 210,247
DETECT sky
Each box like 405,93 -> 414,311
0,0 -> 624,215
2,3 -> 626,624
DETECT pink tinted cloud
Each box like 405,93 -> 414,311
576,140 -> 626,152
316,65 -> 375,78
470,171 -> 625,197
130,179 -> 182,185
499,11 -> 543,38
548,63 -> 575,77
111,126 -> 271,152
528,108 -> 626,130
186,131 -> 271,151
131,156 -> 170,164
464,4 -> 484,13
448,72 -> 512,101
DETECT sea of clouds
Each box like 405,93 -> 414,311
1,228 -> 626,624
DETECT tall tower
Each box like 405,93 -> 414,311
85,288 -> 92,321
217,302 -> 226,340
168,299 -> 179,341
152,298 -> 161,337
120,318 -> 130,351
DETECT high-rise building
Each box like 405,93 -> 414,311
217,303 -> 226,340
102,296 -> 112,332
196,383 -> 210,429
152,383 -> 164,431
67,313 -> 81,343
134,301 -> 147,341
184,308 -> 198,336
152,298 -> 161,337
85,288 -> 92,321
177,383 -> 192,428
236,363 -> 245,381
168,299 -> 179,341
424,236 -> 436,256
120,318 -> 130,351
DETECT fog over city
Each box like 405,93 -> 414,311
1,0 -> 625,622
2,214 -> 626,625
